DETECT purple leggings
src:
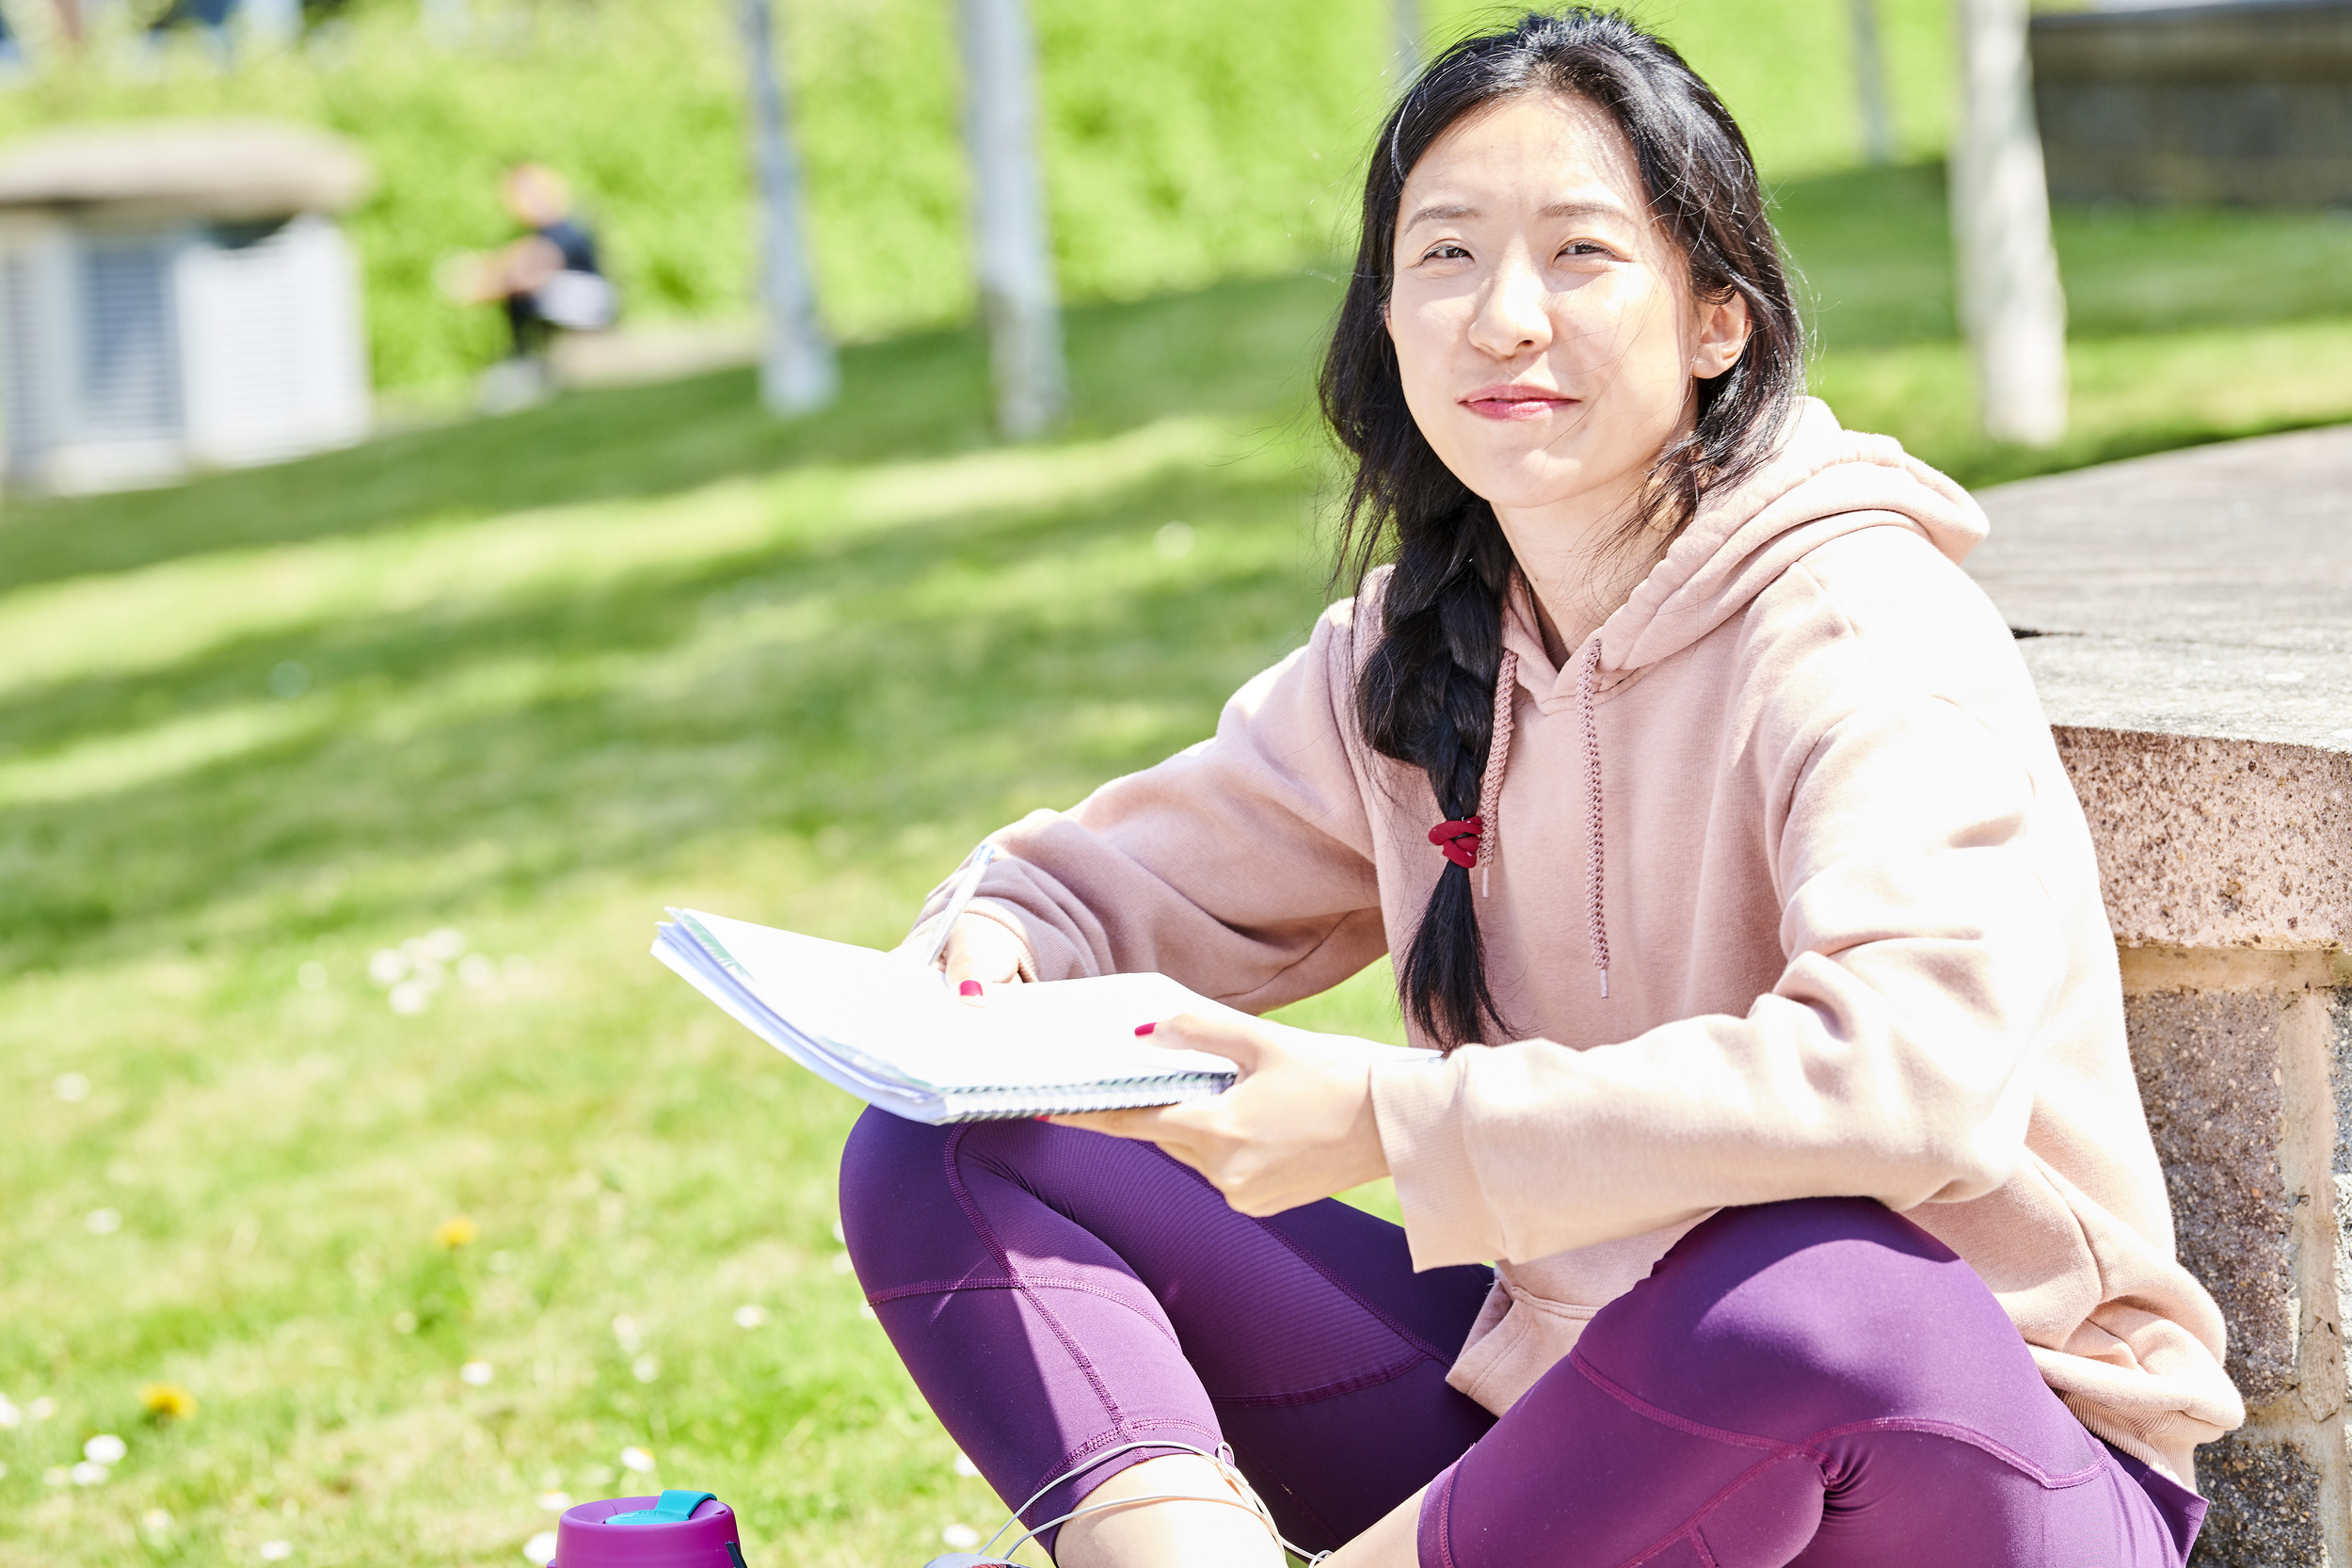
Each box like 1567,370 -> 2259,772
840,1112 -> 2205,1566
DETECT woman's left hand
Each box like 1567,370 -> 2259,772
1048,1013 -> 1394,1216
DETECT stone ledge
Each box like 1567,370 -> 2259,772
1975,427 -> 2352,1565
2059,728 -> 2352,950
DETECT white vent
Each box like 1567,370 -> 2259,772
0,209 -> 370,493
79,236 -> 181,440
180,214 -> 368,468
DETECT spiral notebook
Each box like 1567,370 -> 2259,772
652,910 -> 1240,1124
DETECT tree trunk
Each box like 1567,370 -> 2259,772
1950,0 -> 2067,446
740,0 -> 838,417
246,0 -> 303,47
958,0 -> 1064,440
1848,0 -> 1896,166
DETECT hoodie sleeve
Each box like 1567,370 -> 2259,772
909,600 -> 1392,1014
1371,691 -> 2067,1269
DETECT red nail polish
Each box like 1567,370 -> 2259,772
959,980 -> 984,997
1134,1022 -> 1156,1036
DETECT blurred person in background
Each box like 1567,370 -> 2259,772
440,162 -> 616,405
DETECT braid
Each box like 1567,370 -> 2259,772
1321,7 -> 1808,1048
1357,508 -> 1515,1048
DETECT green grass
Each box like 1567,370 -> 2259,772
1780,163 -> 2352,482
0,272 -> 1401,1568
5,158 -> 2352,1567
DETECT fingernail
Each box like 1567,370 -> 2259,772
959,980 -> 984,997
1133,1022 -> 1156,1036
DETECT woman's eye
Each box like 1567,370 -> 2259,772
1422,243 -> 1470,262
1560,240 -> 1614,260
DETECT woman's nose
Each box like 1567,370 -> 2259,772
1466,253 -> 1553,360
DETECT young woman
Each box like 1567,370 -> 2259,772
841,11 -> 2241,1566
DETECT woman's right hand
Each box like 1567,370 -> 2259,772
939,913 -> 1028,1000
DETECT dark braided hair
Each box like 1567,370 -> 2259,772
1320,8 -> 1804,1049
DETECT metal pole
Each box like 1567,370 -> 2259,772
740,0 -> 838,416
957,0 -> 1064,440
1950,0 -> 2067,446
1393,0 -> 1422,83
1848,0 -> 1896,167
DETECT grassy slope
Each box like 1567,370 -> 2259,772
7,86 -> 2352,1568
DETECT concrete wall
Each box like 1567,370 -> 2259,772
2029,2 -> 2352,206
2059,726 -> 2352,1564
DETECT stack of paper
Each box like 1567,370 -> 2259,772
653,909 -> 1240,1124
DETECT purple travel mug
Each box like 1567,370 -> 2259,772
553,1491 -> 747,1567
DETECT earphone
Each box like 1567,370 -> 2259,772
924,1439 -> 1332,1566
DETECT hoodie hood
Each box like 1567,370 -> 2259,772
1501,398 -> 1991,710
1479,397 -> 1994,999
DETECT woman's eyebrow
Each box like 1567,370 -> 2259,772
1401,202 -> 1479,230
1400,197 -> 1632,231
1539,199 -> 1630,221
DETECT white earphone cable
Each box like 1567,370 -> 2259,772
973,1439 -> 1331,1564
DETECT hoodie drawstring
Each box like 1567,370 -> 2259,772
1474,649 -> 1517,899
1429,637 -> 1609,999
1576,635 -> 1610,998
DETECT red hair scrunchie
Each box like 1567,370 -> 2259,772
1428,817 -> 1481,870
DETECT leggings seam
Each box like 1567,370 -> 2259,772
1141,1143 -> 1463,1368
865,1273 -> 1187,1350
1570,1350 -> 2113,1489
1039,1416 -> 1224,1500
944,1125 -> 1142,1503
1208,1351 -> 1431,1409
1434,1464 -> 1460,1568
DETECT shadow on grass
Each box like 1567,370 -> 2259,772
8,194 -> 2352,969
0,454 -> 1328,971
0,271 -> 1343,595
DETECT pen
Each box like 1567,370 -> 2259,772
920,842 -> 1000,971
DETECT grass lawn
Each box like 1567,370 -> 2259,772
4,164 -> 2350,1568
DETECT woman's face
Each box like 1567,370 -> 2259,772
1385,92 -> 1749,528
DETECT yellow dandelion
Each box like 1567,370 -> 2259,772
433,1215 -> 478,1249
140,1384 -> 197,1421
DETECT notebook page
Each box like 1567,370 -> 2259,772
945,973 -> 1238,1091
678,912 -> 958,1088
676,912 -> 1235,1094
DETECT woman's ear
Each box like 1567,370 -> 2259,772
1690,288 -> 1752,381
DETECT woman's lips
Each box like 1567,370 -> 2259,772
1462,387 -> 1576,422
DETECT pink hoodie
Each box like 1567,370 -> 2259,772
929,399 -> 2244,1484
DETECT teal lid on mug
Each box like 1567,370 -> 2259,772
555,1492 -> 745,1567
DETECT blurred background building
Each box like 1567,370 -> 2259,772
2035,0 -> 2352,205
0,120 -> 371,493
